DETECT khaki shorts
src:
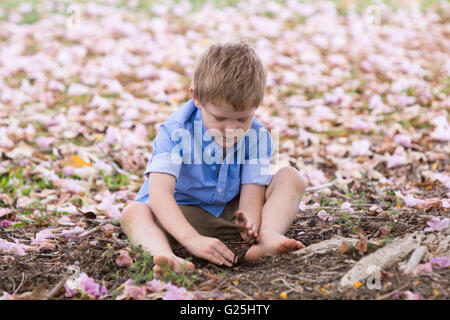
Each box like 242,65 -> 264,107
152,195 -> 242,247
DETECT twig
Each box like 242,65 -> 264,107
207,263 -> 233,276
46,276 -> 68,300
305,182 -> 336,193
295,214 -> 317,218
10,277 -> 15,294
273,272 -> 318,283
242,276 -> 261,291
376,285 -> 409,300
229,286 -> 252,300
332,190 -> 352,199
77,221 -> 108,238
299,205 -> 415,211
13,272 -> 26,295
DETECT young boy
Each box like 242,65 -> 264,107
120,40 -> 306,275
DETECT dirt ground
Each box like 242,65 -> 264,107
1,195 -> 448,300
1,0 -> 449,301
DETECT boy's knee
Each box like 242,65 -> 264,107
276,166 -> 306,194
119,204 -> 133,226
120,202 -> 145,226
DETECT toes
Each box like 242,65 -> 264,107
296,241 -> 306,249
235,211 -> 245,224
277,239 -> 299,254
154,256 -> 175,271
152,265 -> 162,276
178,259 -> 196,272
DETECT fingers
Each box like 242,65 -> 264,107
192,236 -> 237,267
206,250 -> 228,266
212,240 -> 236,267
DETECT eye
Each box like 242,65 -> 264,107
238,118 -> 248,123
214,116 -> 226,121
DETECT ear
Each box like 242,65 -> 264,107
189,87 -> 201,109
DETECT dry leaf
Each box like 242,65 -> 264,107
61,155 -> 92,168
355,235 -> 368,255
338,240 -> 350,256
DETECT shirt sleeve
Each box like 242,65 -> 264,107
241,128 -> 274,186
144,121 -> 184,181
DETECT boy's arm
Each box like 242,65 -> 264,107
148,172 -> 199,244
149,172 -> 236,266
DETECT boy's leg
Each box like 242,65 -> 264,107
245,166 -> 306,261
120,202 -> 195,274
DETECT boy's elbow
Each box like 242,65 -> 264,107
148,173 -> 176,203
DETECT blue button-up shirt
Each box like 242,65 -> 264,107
135,99 -> 273,217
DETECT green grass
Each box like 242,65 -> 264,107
101,171 -> 130,191
126,245 -> 198,289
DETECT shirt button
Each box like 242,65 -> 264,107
217,187 -> 222,193
212,166 -> 216,170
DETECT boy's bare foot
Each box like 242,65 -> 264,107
244,229 -> 305,262
152,255 -> 196,276
235,210 -> 258,245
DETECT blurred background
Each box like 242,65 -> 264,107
0,0 -> 448,207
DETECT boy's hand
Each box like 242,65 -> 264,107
235,210 -> 259,245
183,234 -> 236,267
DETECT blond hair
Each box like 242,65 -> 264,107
192,39 -> 267,112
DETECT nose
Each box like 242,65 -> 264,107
223,125 -> 246,140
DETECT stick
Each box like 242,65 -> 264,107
13,272 -> 26,295
45,276 -> 68,300
403,246 -> 427,274
376,284 -> 409,300
77,221 -> 108,238
229,286 -> 252,300
273,272 -> 318,283
305,182 -> 335,193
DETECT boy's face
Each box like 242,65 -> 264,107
190,87 -> 255,149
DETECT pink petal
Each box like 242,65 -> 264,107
394,134 -> 411,147
402,194 -> 424,207
0,219 -> 12,227
115,249 -> 133,267
351,139 -> 371,156
442,199 -> 450,208
97,198 -> 121,219
341,201 -> 355,213
123,279 -> 147,299
163,283 -> 192,300
429,257 -> 450,269
394,290 -> 421,300
78,272 -> 107,297
317,210 -> 334,222
146,279 -> 166,292
386,146 -> 408,169
414,263 -> 433,274
425,217 -> 449,232
35,136 -> 55,148
304,169 -> 328,186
